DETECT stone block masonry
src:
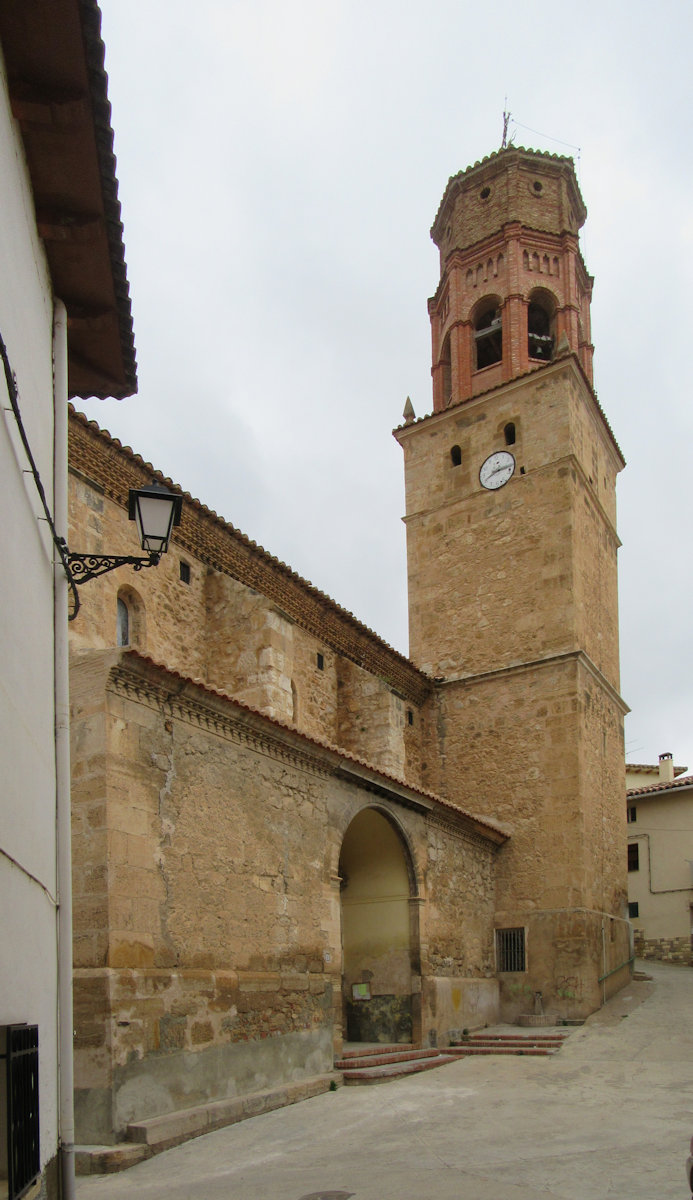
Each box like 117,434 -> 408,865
70,649 -> 504,1143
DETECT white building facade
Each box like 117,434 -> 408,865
0,3 -> 135,1195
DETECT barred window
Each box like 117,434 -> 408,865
627,843 -> 639,872
1,1024 -> 40,1200
496,927 -> 526,972
628,902 -> 639,919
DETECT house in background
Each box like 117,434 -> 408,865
627,753 -> 693,965
0,2 -> 135,1196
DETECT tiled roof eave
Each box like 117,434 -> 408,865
627,775 -> 693,798
116,648 -> 509,846
68,406 -> 434,704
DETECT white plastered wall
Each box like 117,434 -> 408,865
0,43 -> 60,1177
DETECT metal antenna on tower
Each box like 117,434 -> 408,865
502,104 -> 511,148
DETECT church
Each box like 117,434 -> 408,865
67,146 -> 631,1153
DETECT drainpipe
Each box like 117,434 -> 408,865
53,300 -> 75,1200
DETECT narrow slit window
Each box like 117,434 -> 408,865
316,652 -> 324,671
179,561 -> 191,584
116,597 -> 129,647
627,843 -> 639,872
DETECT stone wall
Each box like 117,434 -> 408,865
430,655 -> 629,1019
633,934 -> 693,967
68,409 -> 431,785
70,649 -> 502,1141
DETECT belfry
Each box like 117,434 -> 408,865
395,147 -> 629,1018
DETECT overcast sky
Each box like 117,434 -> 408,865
82,0 -> 693,773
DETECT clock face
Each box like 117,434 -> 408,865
479,450 -> 515,490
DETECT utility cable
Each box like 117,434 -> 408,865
0,330 -> 80,618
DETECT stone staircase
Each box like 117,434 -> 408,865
337,1031 -> 569,1083
448,1032 -> 568,1058
335,1043 -> 458,1084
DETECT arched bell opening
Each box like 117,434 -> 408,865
527,288 -> 557,362
440,332 -> 452,407
473,296 -> 503,371
338,807 -> 420,1046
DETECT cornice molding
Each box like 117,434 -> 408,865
436,648 -> 629,715
107,658 -> 332,781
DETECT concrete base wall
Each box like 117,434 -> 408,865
423,977 -> 499,1045
75,1023 -> 334,1144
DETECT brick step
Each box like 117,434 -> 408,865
339,1043 -> 416,1061
336,1047 -> 441,1070
342,1053 -> 458,1085
454,1036 -> 567,1048
448,1045 -> 557,1057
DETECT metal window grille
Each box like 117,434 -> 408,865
1,1025 -> 40,1200
628,901 -> 639,919
496,927 -> 526,972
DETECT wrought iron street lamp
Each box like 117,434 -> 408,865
64,482 -> 182,602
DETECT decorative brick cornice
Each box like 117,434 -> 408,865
96,649 -> 508,845
69,407 -> 433,706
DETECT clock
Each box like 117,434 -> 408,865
479,450 -> 515,490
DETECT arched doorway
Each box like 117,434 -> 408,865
339,808 -> 419,1045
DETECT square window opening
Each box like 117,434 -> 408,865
496,927 -> 526,972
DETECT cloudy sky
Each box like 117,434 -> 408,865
83,0 -> 693,772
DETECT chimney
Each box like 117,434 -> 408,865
658,752 -> 674,783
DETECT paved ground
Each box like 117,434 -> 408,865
76,960 -> 693,1199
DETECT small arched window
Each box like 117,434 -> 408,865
504,423 -> 516,446
528,299 -> 554,361
116,597 -> 129,647
474,300 -> 502,370
116,586 -> 145,649
450,444 -> 462,467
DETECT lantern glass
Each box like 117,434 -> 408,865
129,485 -> 181,555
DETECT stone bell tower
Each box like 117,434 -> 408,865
395,148 -> 630,1020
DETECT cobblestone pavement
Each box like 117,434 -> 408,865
75,960 -> 693,1199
